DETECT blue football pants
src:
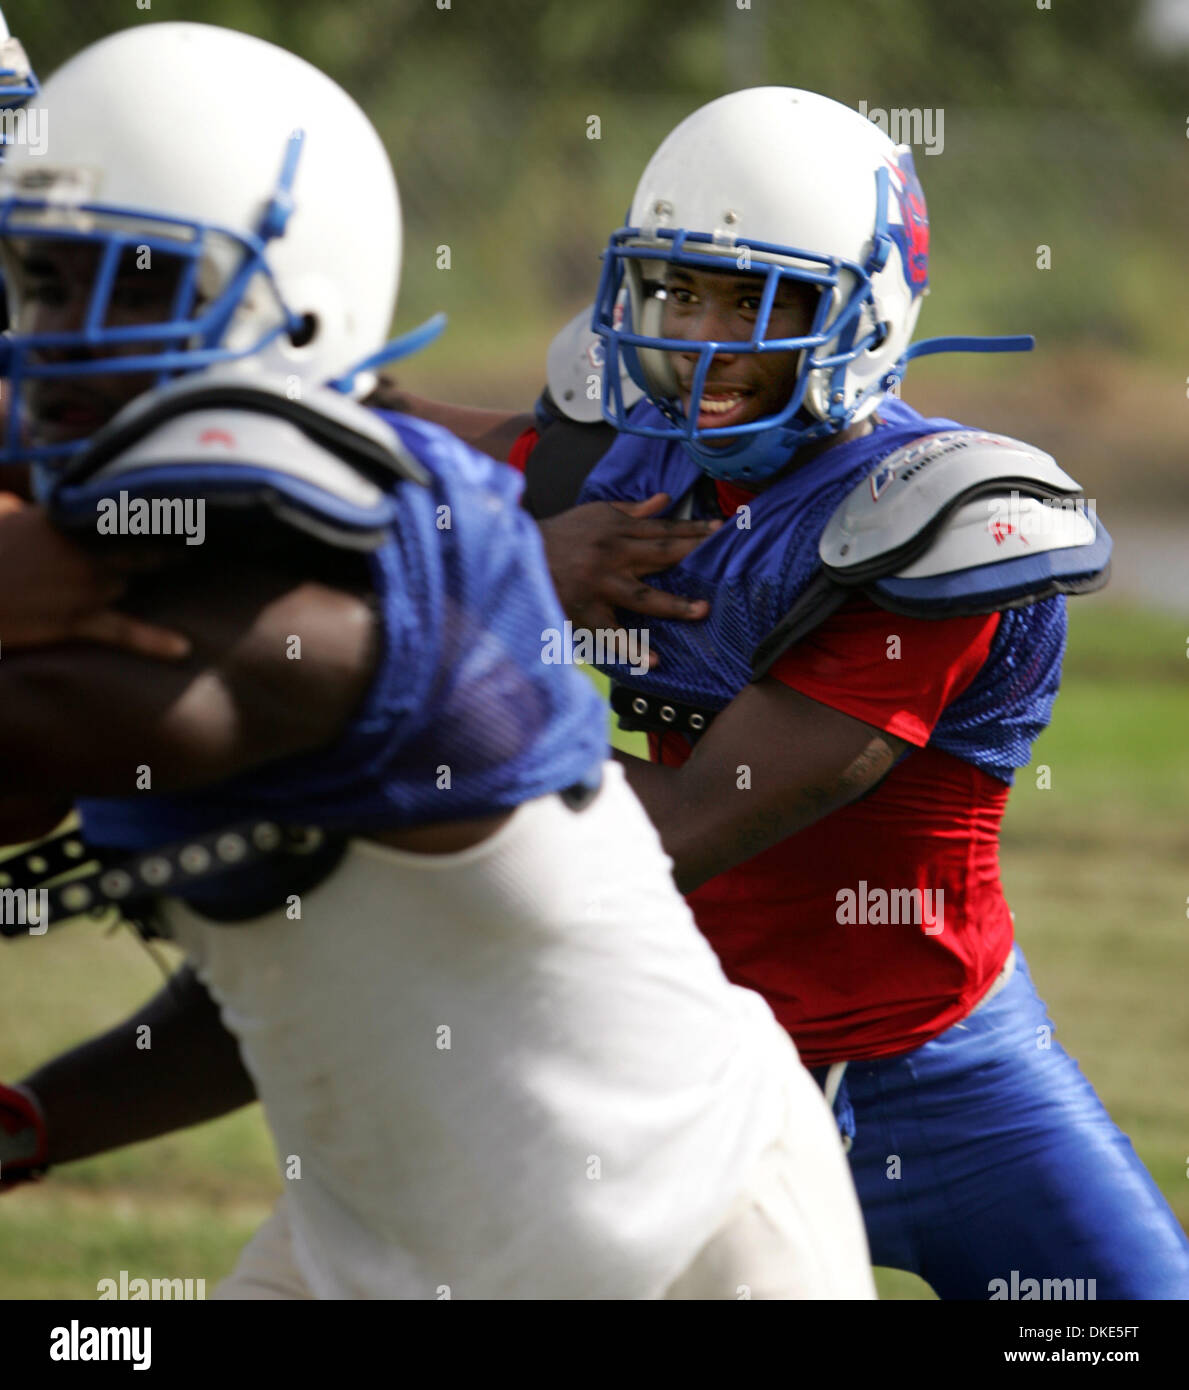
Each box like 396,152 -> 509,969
815,947 -> 1189,1299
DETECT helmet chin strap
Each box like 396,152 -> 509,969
677,333 -> 1036,484
328,312 -> 447,395
679,419 -> 813,483
900,333 -> 1035,363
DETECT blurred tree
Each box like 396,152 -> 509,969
7,0 -> 1184,366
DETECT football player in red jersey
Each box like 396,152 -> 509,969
550,86 -> 1189,1299
323,98 -> 1183,1294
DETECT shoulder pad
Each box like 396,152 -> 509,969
48,369 -> 430,551
522,414 -> 618,519
546,305 -> 642,424
821,431 -> 1081,576
752,430 -> 1111,679
819,430 -> 1111,615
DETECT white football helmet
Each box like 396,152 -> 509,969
0,22 -> 436,469
0,6 -> 37,110
593,87 -> 1025,482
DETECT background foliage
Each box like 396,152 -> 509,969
16,0 -> 1189,375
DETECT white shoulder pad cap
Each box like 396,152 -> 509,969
48,366 -> 431,550
546,306 -> 643,423
820,430 -> 1084,578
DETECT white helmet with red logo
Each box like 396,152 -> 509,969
594,87 -> 1025,482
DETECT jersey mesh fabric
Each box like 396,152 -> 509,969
928,599 -> 1067,784
769,591 -> 1067,786
580,398 -> 1065,782
578,398 -> 969,705
79,412 -> 606,850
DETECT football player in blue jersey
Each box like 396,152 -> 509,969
542,87 -> 1188,1299
0,30 -> 874,1299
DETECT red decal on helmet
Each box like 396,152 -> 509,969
886,151 -> 930,293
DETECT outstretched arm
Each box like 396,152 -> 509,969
0,554 -> 376,1181
4,966 -> 255,1180
0,557 -> 378,800
366,379 -> 535,463
0,495 -> 191,662
615,678 -> 907,894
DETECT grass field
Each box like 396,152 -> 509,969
0,600 -> 1184,1300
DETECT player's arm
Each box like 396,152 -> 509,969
384,407 -> 724,633
367,381 -> 722,635
366,378 -> 534,463
0,495 -> 191,661
1,965 -> 255,1186
617,604 -> 999,893
615,681 -> 906,894
0,560 -> 378,799
0,563 -> 377,1184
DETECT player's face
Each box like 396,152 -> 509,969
0,237 -> 193,448
658,264 -> 818,444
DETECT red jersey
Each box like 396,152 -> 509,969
647,479 -> 1016,1067
506,426 -> 538,473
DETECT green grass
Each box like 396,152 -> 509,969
995,601 -> 1189,1238
0,602 -> 1182,1300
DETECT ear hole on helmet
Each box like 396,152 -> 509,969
289,313 -> 318,348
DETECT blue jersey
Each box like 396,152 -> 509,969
79,412 -> 606,850
578,398 -> 1065,784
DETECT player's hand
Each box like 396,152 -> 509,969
0,1082 -> 48,1192
538,493 -> 720,663
0,494 -> 191,660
